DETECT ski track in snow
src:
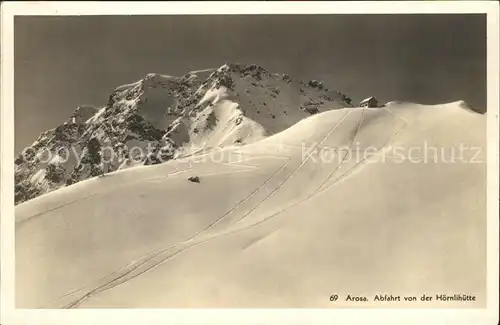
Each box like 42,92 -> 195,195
45,107 -> 413,309
232,109 -> 353,225
47,155 -> 291,309
42,154 -> 291,308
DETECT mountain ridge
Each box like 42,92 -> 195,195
14,63 -> 353,204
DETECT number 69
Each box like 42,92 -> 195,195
330,295 -> 339,301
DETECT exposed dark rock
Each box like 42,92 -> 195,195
14,63 -> 352,205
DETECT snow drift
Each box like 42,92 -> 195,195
15,100 -> 486,308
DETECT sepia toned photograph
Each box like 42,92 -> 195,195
1,2 -> 499,325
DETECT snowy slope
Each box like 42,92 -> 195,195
15,100 -> 486,308
14,63 -> 351,205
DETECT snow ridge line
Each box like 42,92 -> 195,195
239,106 -> 408,233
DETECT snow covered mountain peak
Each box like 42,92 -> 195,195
15,63 -> 353,205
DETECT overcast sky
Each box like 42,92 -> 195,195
14,14 -> 486,153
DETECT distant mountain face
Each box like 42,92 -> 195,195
14,63 -> 353,205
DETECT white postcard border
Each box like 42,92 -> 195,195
1,2 -> 498,325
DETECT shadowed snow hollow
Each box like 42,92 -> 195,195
16,101 -> 486,308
